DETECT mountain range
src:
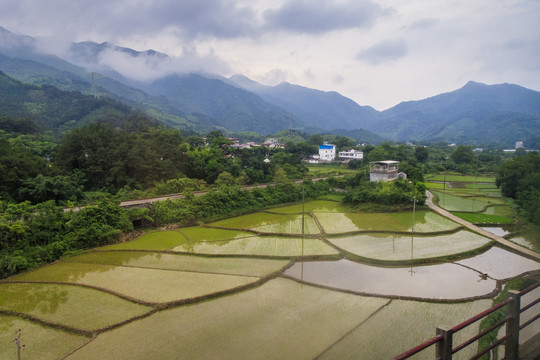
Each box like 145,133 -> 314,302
1,26 -> 539,146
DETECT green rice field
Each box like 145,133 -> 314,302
209,212 -> 320,234
453,212 -> 514,224
100,230 -> 187,251
0,282 -> 151,331
174,236 -> 339,257
315,210 -> 460,234
11,262 -> 260,303
0,315 -> 89,360
328,230 -> 491,261
1,197 -> 538,359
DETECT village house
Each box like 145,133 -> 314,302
318,143 -> 336,161
370,160 -> 406,182
338,149 -> 363,161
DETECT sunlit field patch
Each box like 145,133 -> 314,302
99,231 -> 187,251
0,283 -> 151,331
66,251 -> 288,277
65,278 -> 390,360
317,298 -> 492,360
266,200 -> 352,214
328,230 -> 491,261
315,211 -> 460,234
209,212 -> 320,234
173,236 -> 339,257
0,315 -> 88,360
11,262 -> 259,303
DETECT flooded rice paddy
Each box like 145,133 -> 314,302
1,198 -> 539,359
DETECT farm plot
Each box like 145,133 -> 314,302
456,247 -> 540,280
328,230 -> 491,261
11,262 -> 260,304
266,200 -> 352,214
67,251 -> 288,277
100,231 -> 187,251
315,211 -> 460,234
452,212 -> 513,224
66,278 -> 390,360
432,191 -> 491,212
0,282 -> 151,331
209,212 -> 320,234
0,315 -> 88,360
318,298 -> 492,360
173,236 -> 339,257
284,259 -> 496,300
179,226 -> 252,241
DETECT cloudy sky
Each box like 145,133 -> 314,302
0,0 -> 539,110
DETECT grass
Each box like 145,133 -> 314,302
65,278 -> 390,360
0,282 -> 152,331
452,212 -> 514,224
327,230 -> 491,261
174,237 -> 339,257
11,262 -> 260,304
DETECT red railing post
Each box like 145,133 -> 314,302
436,326 -> 453,360
505,290 -> 520,359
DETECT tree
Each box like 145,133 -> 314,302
451,145 -> 474,164
414,146 -> 429,163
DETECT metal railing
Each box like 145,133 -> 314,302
392,281 -> 540,360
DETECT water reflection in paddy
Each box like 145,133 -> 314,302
284,259 -> 496,300
456,246 -> 540,280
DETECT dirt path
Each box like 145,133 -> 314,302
426,191 -> 540,261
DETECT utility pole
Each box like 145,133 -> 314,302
14,329 -> 25,360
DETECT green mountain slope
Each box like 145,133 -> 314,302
378,81 -> 540,146
0,71 -> 150,135
143,73 -> 307,134
229,74 -> 379,131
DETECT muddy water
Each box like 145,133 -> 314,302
284,259 -> 496,300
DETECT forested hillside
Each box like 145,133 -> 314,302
0,71 -> 146,134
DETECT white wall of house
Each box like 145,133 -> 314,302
319,144 -> 336,161
338,149 -> 363,159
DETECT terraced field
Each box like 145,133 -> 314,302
1,197 -> 538,359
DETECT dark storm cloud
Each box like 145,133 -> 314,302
263,0 -> 389,34
356,39 -> 408,65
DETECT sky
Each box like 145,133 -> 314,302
0,0 -> 539,110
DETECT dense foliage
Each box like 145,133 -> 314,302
496,152 -> 540,224
343,177 -> 427,207
148,180 -> 330,226
0,200 -> 132,278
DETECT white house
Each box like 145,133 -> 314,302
318,143 -> 336,161
338,149 -> 363,160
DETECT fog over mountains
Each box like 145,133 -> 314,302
1,26 -> 539,146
